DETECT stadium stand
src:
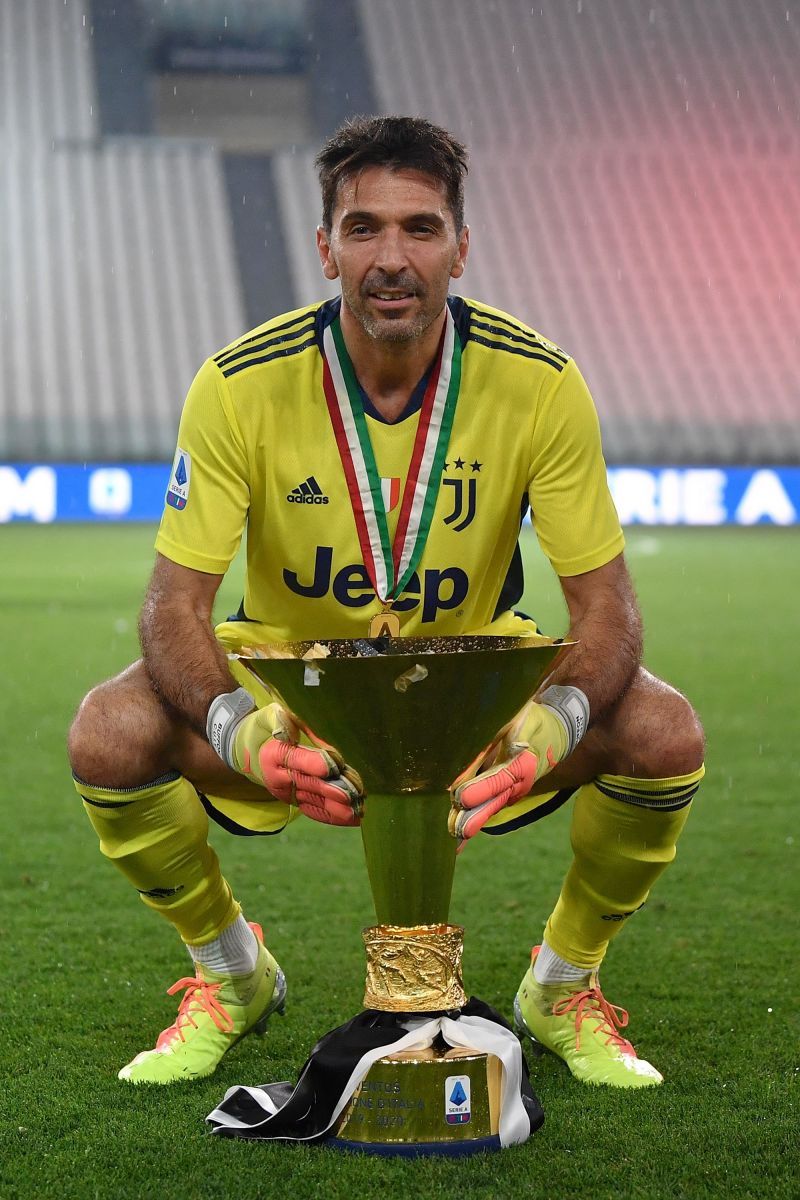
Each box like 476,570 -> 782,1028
359,0 -> 800,152
0,0 -> 96,146
0,0 -> 244,459
272,151 -> 340,307
459,147 -> 800,462
2,0 -> 798,462
354,0 -> 800,462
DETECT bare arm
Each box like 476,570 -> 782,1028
541,553 -> 643,727
139,553 -> 239,737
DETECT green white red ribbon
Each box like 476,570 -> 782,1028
322,307 -> 461,602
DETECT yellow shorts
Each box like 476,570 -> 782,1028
203,612 -> 564,837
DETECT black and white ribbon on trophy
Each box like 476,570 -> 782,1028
206,999 -> 543,1146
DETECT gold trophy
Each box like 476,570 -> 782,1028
239,633 -> 562,1155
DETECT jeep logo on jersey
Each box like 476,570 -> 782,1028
287,476 -> 329,504
283,546 -> 468,623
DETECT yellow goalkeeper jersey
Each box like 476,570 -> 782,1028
155,296 -> 624,640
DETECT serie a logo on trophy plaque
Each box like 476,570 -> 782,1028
207,634 -> 564,1155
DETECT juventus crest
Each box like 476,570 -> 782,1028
442,457 -> 482,531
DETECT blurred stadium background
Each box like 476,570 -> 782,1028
1,0 -> 799,521
3,6 -> 799,1199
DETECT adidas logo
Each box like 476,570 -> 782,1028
287,476 -> 329,505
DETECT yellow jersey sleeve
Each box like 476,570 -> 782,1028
528,358 -> 625,577
155,358 -> 250,575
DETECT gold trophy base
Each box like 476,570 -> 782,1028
326,923 -> 505,1155
333,1046 -> 503,1155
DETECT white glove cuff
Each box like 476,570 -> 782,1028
207,687 -> 256,768
539,684 -> 590,756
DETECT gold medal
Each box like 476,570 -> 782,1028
368,607 -> 401,638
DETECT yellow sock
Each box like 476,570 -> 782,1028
544,766 -> 705,971
75,772 -> 239,945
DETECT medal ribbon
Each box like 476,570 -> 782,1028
322,306 -> 461,603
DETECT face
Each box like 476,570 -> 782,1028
317,166 -> 469,344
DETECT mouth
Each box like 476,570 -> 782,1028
368,291 -> 417,312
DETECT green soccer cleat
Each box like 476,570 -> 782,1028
513,946 -> 663,1088
118,923 -> 286,1085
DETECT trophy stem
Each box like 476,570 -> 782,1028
360,793 -> 456,926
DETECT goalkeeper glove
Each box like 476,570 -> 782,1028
207,688 -> 364,826
449,684 -> 589,842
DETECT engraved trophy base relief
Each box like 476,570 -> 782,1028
206,635 -> 565,1154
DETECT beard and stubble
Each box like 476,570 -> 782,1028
340,270 -> 449,345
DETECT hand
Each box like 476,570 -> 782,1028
448,685 -> 589,842
208,689 -> 364,826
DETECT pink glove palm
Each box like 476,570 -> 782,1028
241,707 -> 364,826
448,739 -> 554,842
449,686 -> 589,844
208,689 -> 364,827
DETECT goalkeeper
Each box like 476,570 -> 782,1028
68,115 -> 704,1090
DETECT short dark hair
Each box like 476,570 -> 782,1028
315,115 -> 468,233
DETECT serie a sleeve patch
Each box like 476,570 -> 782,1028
166,447 -> 191,511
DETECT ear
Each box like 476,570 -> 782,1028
449,225 -> 470,281
316,226 -> 340,281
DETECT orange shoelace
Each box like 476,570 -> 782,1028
551,987 -> 636,1055
155,976 -> 235,1050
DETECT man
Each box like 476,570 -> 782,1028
68,115 -> 704,1089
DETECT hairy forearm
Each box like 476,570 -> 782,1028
544,609 -> 641,725
139,582 -> 238,738
540,559 -> 643,726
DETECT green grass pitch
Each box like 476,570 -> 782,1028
2,524 -> 797,1200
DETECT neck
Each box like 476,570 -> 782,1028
338,303 -> 447,421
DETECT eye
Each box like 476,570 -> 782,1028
348,224 -> 372,237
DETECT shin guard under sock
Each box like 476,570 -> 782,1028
75,771 -> 239,945
543,766 -> 704,971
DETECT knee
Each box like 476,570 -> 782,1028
658,690 -> 705,776
68,678 -> 122,781
607,669 -> 705,779
68,662 -> 171,787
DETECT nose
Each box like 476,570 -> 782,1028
373,227 -> 409,276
